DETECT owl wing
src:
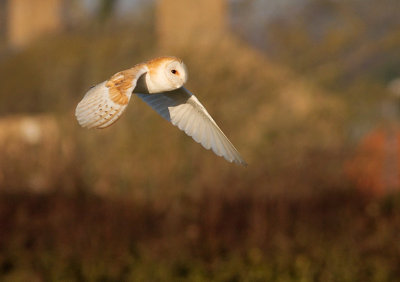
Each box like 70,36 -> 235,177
137,87 -> 247,166
75,64 -> 147,129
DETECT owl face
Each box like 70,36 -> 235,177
164,59 -> 188,89
145,57 -> 188,93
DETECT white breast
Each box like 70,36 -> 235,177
145,72 -> 170,93
133,70 -> 169,94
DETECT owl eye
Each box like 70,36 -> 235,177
171,69 -> 178,75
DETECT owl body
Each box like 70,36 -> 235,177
75,56 -> 246,165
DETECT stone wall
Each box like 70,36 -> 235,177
7,0 -> 63,48
157,0 -> 227,50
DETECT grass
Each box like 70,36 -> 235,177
1,190 -> 400,281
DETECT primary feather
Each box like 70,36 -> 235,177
137,88 -> 247,166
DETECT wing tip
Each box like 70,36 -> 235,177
237,159 -> 248,167
229,156 -> 248,167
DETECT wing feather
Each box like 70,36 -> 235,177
202,122 -> 211,150
137,88 -> 246,165
75,65 -> 147,129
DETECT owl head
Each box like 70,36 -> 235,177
146,57 -> 188,93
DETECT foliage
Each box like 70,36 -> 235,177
1,191 -> 400,281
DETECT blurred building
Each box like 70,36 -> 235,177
6,0 -> 63,47
346,81 -> 400,196
157,0 -> 227,50
346,126 -> 400,196
156,0 -> 286,77
0,114 -> 63,193
0,0 -> 85,48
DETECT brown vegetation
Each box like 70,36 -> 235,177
1,191 -> 400,281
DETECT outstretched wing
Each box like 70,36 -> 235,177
137,88 -> 247,166
75,65 -> 147,129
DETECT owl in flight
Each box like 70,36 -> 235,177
75,56 -> 246,166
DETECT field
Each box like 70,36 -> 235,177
1,191 -> 400,281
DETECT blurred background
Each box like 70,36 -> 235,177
0,0 -> 400,280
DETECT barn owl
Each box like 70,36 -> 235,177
75,56 -> 246,166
